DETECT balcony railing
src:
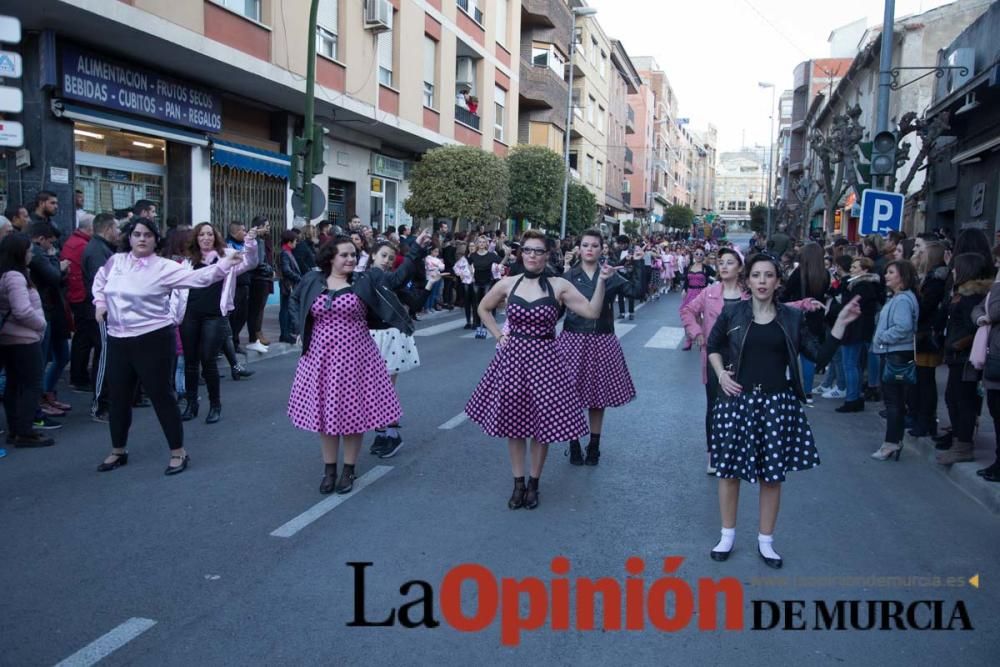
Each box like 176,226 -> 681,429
457,0 -> 484,26
455,105 -> 481,130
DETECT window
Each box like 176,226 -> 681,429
316,0 -> 338,59
219,0 -> 261,22
494,85 -> 506,142
457,0 -> 484,26
737,201 -> 747,211
600,51 -> 607,79
496,0 -> 508,46
377,15 -> 394,87
572,88 -> 583,120
587,95 -> 595,125
423,37 -> 437,108
583,155 -> 592,183
590,37 -> 598,66
597,105 -> 605,134
727,201 -> 737,211
531,43 -> 566,77
596,161 -> 603,187
569,152 -> 579,170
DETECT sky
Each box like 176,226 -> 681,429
587,0 -> 954,151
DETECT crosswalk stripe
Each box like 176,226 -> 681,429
643,326 -> 687,349
55,618 -> 157,667
614,323 -> 636,339
270,466 -> 393,537
439,413 -> 468,429
413,318 -> 468,337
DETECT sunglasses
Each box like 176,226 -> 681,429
521,247 -> 547,256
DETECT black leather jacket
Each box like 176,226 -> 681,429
290,242 -> 426,355
563,264 -> 642,334
706,299 -> 840,401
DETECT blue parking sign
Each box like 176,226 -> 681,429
859,189 -> 904,236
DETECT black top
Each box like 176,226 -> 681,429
737,319 -> 789,391
563,264 -> 642,334
186,259 -> 225,318
470,251 -> 499,284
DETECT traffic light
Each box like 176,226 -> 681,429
289,135 -> 310,199
871,130 -> 897,176
310,125 -> 325,176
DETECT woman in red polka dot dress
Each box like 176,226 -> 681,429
288,232 -> 430,495
466,230 -> 614,510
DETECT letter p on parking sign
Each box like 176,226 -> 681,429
859,189 -> 904,236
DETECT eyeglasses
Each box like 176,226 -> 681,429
521,247 -> 547,256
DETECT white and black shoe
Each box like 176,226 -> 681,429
379,435 -> 404,459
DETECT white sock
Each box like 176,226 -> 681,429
758,533 -> 781,560
712,527 -> 736,554
386,427 -> 400,439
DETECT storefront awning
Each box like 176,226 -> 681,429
211,139 -> 291,179
53,101 -> 209,146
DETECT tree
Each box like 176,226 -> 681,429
506,145 -> 565,231
663,204 -> 695,230
404,145 -> 509,227
564,183 -> 598,236
888,110 -> 951,197
749,205 -> 769,234
810,104 -> 864,240
622,219 -> 640,237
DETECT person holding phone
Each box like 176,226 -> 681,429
557,229 -> 644,466
246,217 -> 274,352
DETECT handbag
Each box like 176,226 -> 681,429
970,291 -> 990,370
880,294 -> 917,385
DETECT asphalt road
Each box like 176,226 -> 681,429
1,292 -> 997,665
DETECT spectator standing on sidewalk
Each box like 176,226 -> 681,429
62,214 -> 96,392
246,216 -> 273,351
82,214 -> 119,421
0,233 -> 54,447
278,230 -> 302,344
28,222 -> 72,418
971,259 -> 1000,482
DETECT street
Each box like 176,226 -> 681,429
1,292 -> 997,664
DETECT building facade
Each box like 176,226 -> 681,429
517,0 -> 572,153
715,150 -> 766,227
3,0 -> 520,239
604,39 -> 640,224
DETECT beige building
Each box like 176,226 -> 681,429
567,2 -> 610,212
690,125 -> 718,215
7,0 -> 520,235
605,40 -> 641,223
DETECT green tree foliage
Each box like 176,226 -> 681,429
663,204 -> 695,229
507,145 -> 565,228
404,146 -> 509,225
622,219 -> 640,237
565,183 -> 598,236
749,205 -> 769,233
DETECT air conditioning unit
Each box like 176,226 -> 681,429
945,48 -> 974,94
364,0 -> 392,32
455,57 -> 475,88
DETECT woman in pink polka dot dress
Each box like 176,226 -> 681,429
466,230 -> 614,511
288,232 -> 430,495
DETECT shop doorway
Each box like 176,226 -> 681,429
73,122 -> 165,217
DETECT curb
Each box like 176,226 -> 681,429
903,431 -> 1000,514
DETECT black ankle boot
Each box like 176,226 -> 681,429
205,404 -> 221,424
320,463 -> 337,494
508,477 -> 526,509
584,436 -> 601,466
335,464 -> 357,494
568,440 -> 583,465
180,396 -> 199,421
524,477 -> 540,509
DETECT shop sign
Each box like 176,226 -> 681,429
371,153 -> 405,181
0,120 -> 23,147
60,44 -> 222,133
0,50 -> 22,78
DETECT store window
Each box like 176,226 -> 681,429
370,177 -> 398,231
73,122 -> 165,216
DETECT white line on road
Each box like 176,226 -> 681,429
413,319 -> 468,337
270,466 -> 393,538
614,323 -> 636,339
439,413 -> 468,430
643,326 -> 687,349
55,618 -> 157,667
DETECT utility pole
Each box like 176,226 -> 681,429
874,0 -> 895,190
290,0 -> 326,220
560,6 -> 597,239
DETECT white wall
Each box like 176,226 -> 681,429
191,146 -> 211,223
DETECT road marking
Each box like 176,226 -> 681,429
270,466 -> 393,538
614,323 -> 636,339
413,318 -> 468,337
55,618 -> 157,667
439,413 -> 468,429
643,326 -> 687,349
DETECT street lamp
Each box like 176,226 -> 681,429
758,81 -> 776,239
560,5 -> 598,239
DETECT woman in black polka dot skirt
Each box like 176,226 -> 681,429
466,230 -> 614,511
705,254 -> 861,568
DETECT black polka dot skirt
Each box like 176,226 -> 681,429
709,390 -> 820,483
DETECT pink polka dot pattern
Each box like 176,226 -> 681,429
556,331 -> 636,409
466,297 -> 588,443
288,290 -> 402,435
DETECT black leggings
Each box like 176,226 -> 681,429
472,283 -> 491,326
912,365 -> 939,434
229,284 -> 250,347
180,314 -> 227,406
1,342 -> 43,437
108,326 -> 182,451
618,292 -> 635,315
945,363 -> 981,442
463,283 -> 476,324
986,389 -> 1000,461
704,373 -> 720,452
247,279 -> 271,342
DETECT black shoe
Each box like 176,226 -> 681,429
181,399 -> 199,422
907,426 -> 930,438
758,547 -> 783,569
231,364 -> 255,380
978,463 -> 1000,482
463,323 -> 474,330
97,450 -> 128,471
279,335 -> 297,344
320,464 -> 337,494
134,397 -> 152,408
878,409 -> 887,419
205,405 -> 221,424
508,477 -> 526,509
11,432 -> 55,448
335,465 -> 357,494
378,435 -> 404,459
568,440 -> 583,466
710,547 -> 733,562
164,454 -> 190,476
933,432 -> 953,450
835,399 -> 864,413
628,314 -> 634,321
70,384 -> 94,394
584,442 -> 600,466
32,417 -> 62,430
524,477 -> 540,509
864,387 -> 882,403
370,433 -> 388,455
92,409 -> 110,423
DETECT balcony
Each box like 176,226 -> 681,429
622,191 -> 631,206
457,0 -> 484,26
519,58 -> 569,112
521,0 -> 574,37
624,147 -> 634,174
455,105 -> 481,130
625,105 -> 636,134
